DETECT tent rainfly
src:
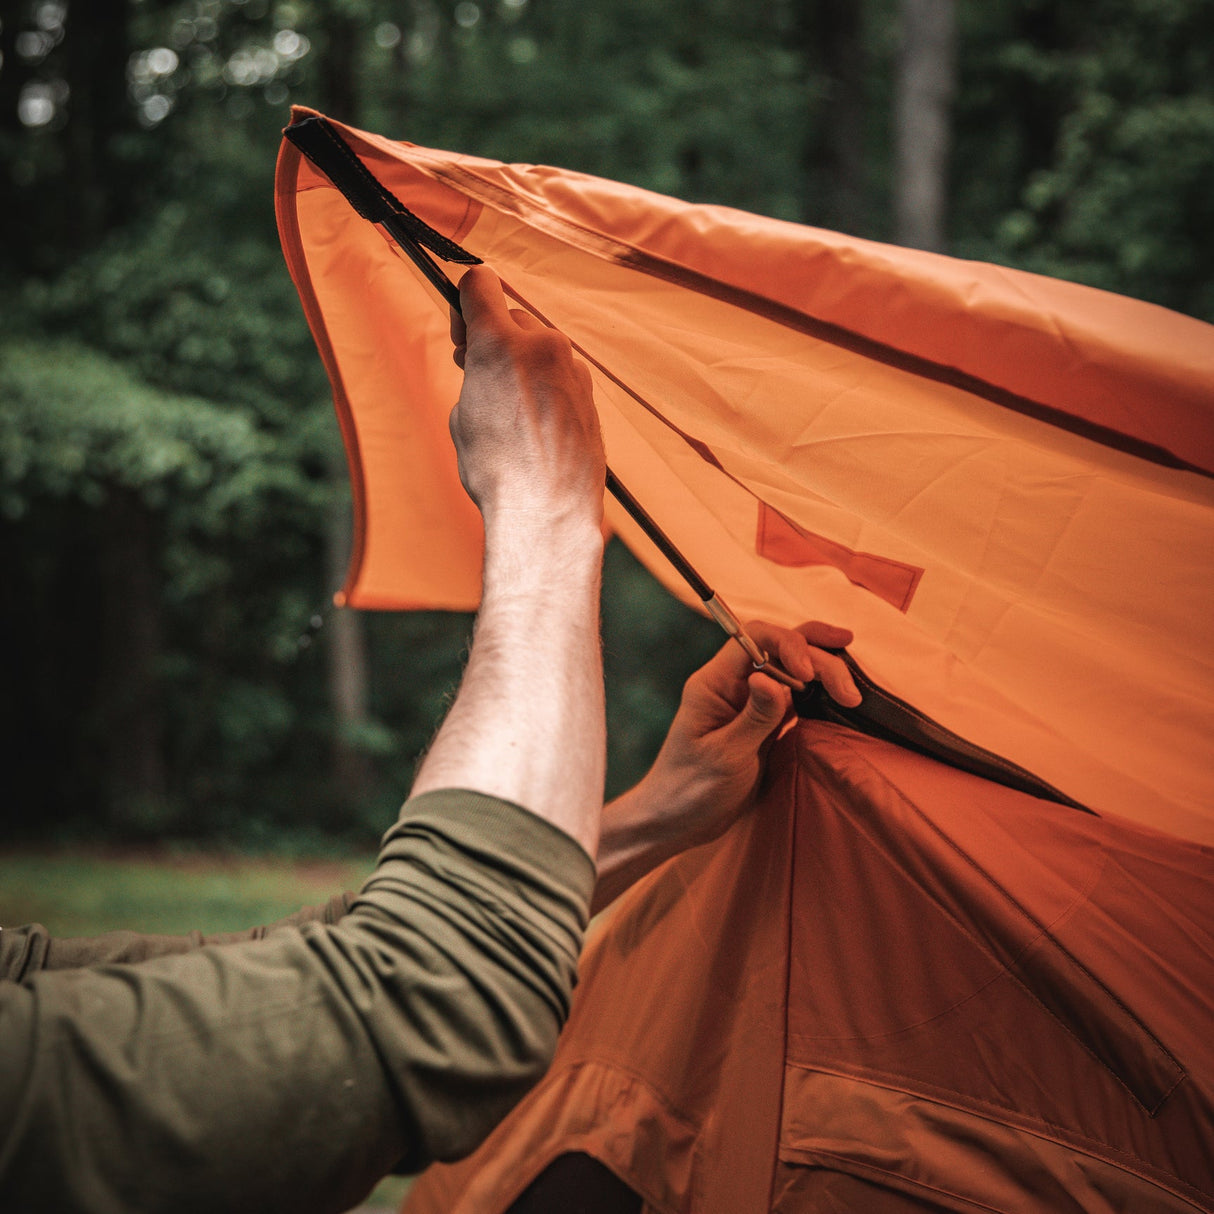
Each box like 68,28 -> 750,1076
275,109 -> 1214,1213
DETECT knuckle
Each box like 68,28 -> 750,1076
534,328 -> 573,362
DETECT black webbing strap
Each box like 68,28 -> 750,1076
794,649 -> 1089,810
284,114 -> 481,312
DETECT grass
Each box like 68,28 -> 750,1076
0,845 -> 414,1211
0,846 -> 377,937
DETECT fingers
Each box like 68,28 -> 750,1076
457,268 -> 546,340
798,620 -> 854,650
746,620 -> 862,708
794,621 -> 861,706
452,271 -> 557,368
688,633 -> 767,712
447,265 -> 604,524
743,671 -> 793,730
686,618 -> 861,720
508,309 -> 546,331
451,303 -> 468,354
807,649 -> 862,707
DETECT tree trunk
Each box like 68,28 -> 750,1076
0,2 -> 27,267
319,9 -> 360,124
325,465 -> 375,812
317,13 -> 375,816
894,0 -> 956,252
63,0 -> 133,245
0,2 -> 24,140
790,0 -> 870,234
96,488 -> 169,833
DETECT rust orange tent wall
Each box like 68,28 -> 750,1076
400,723 -> 1214,1212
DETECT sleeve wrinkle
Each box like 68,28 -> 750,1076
322,792 -> 595,1162
0,790 -> 595,1204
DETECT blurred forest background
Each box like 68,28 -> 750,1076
3,0 -> 1212,851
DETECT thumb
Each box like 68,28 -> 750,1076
718,672 -> 791,750
458,266 -> 510,339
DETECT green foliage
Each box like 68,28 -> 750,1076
16,192 -> 329,416
0,333 -> 330,620
1,338 -> 270,519
0,334 -> 340,840
375,0 -> 814,220
953,0 -> 1214,319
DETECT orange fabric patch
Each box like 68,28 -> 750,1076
756,503 -> 924,613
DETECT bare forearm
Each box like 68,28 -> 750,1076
411,517 -> 606,859
591,790 -> 673,916
590,767 -> 702,916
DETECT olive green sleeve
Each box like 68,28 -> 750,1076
0,893 -> 356,978
0,790 -> 596,1214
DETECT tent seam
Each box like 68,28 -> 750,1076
418,156 -> 1211,479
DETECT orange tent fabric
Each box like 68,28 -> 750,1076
275,108 -> 1214,846
273,111 -> 1214,1211
401,724 -> 1214,1213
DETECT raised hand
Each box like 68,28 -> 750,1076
448,266 -> 604,534
592,621 -> 860,912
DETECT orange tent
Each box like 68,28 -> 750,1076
399,725 -> 1214,1213
274,110 -> 1214,1211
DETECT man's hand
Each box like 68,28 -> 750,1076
449,266 -> 605,535
591,621 -> 859,913
642,620 -> 859,845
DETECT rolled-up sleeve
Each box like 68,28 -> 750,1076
0,789 -> 595,1214
0,894 -> 356,978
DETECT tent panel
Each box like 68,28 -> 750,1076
401,724 -> 1214,1214
413,144 -> 1214,477
784,731 -> 1214,1195
400,741 -> 801,1214
290,181 -> 485,610
458,222 -> 1214,836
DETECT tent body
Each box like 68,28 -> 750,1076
401,724 -> 1214,1213
273,111 -> 1214,1212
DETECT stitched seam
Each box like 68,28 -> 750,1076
416,156 -> 1210,479
782,1061 -> 1213,1209
780,1147 -> 1006,1213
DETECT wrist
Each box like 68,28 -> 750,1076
482,510 -> 605,590
482,498 -> 604,544
601,771 -> 686,857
